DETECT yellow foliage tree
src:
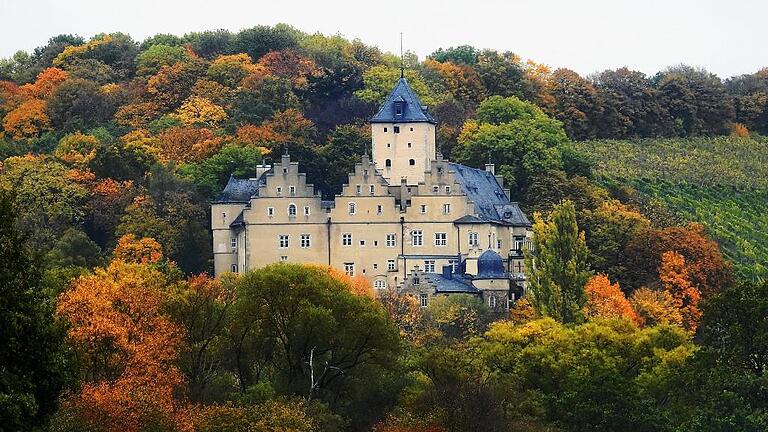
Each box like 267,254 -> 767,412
54,132 -> 100,166
629,287 -> 683,328
175,96 -> 228,127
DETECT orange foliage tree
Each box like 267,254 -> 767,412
377,287 -> 430,342
2,98 -> 52,139
310,264 -> 374,298
114,101 -> 161,128
659,251 -> 702,333
262,108 -> 317,146
55,261 -> 190,432
155,126 -> 224,163
584,274 -> 641,325
258,49 -> 319,88
112,233 -> 164,264
21,67 -> 69,99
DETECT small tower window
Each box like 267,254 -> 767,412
394,126 -> 400,134
409,159 -> 415,166
348,202 -> 356,215
385,159 -> 392,167
384,127 -> 388,132
410,127 -> 414,131
407,142 -> 412,148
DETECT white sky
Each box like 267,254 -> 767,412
1,0 -> 766,78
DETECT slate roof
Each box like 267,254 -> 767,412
213,175 -> 266,204
447,163 -> 531,227
370,77 -> 437,124
476,249 -> 507,279
229,211 -> 245,228
425,273 -> 480,294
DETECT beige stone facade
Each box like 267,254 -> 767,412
212,77 -> 532,298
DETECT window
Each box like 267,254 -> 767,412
360,240 -> 366,246
394,126 -> 400,133
376,205 -> 383,215
497,239 -> 503,249
419,293 -> 428,308
409,159 -> 415,166
488,295 -> 497,308
279,235 -> 289,248
374,279 -> 386,289
304,206 -> 310,216
387,143 -> 391,148
348,202 -> 356,215
469,232 -> 479,247
276,186 -> 282,196
445,186 -> 451,194
289,186 -> 296,196
434,232 -> 447,246
280,255 -> 288,262
373,263 -> 378,269
407,142 -> 412,148
230,237 -> 237,249
410,127 -> 414,132
356,185 -> 362,195
443,203 -> 451,214
344,262 -> 355,276
342,233 -> 352,246
420,204 -> 427,213
395,102 -> 403,115
221,212 -> 227,223
385,159 -> 392,167
514,236 -> 524,252
411,230 -> 423,246
288,204 -> 297,216
267,207 -> 274,217
369,184 -> 375,195
387,259 -> 396,271
231,264 -> 238,273
386,233 -> 396,247
300,234 -> 311,248
424,260 -> 436,273
448,259 -> 458,272
432,185 -> 439,193
384,127 -> 388,132
373,241 -> 378,247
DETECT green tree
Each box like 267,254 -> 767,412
474,49 -> 530,99
426,294 -> 493,340
47,78 -> 113,131
0,191 -> 73,430
135,44 -> 191,76
229,24 -> 302,61
178,144 -> 264,199
453,95 -> 568,197
524,200 -> 591,323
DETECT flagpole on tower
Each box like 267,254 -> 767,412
400,32 -> 404,78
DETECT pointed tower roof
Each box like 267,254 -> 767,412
370,77 -> 436,124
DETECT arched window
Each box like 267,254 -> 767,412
348,202 -> 356,215
288,203 -> 297,216
488,295 -> 497,308
409,159 -> 415,166
230,264 -> 238,273
385,159 -> 392,167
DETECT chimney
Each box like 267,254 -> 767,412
485,163 -> 495,175
441,265 -> 453,280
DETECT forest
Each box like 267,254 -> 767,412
1,24 -> 767,432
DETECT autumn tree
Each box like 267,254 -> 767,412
112,233 -> 163,264
548,68 -> 602,140
524,200 -> 591,323
593,67 -> 669,138
584,274 -> 640,324
377,287 -> 430,343
175,96 -> 228,127
55,261 -> 189,432
155,126 -> 224,163
53,132 -> 100,166
426,294 -> 493,340
146,58 -> 207,111
658,251 -> 702,333
629,287 -> 683,328
135,43 -> 191,76
2,98 -> 51,139
47,78 -> 113,131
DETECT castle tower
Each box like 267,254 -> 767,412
370,77 -> 437,185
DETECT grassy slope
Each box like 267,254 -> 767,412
574,137 -> 768,281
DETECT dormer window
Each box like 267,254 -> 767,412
394,101 -> 404,116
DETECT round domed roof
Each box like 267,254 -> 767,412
476,249 -> 506,279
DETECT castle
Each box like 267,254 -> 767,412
211,77 -> 532,311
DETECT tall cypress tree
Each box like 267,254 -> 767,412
524,200 -> 592,323
0,191 -> 71,430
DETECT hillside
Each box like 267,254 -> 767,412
575,137 -> 768,280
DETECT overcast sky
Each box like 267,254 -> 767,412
1,0 -> 766,78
